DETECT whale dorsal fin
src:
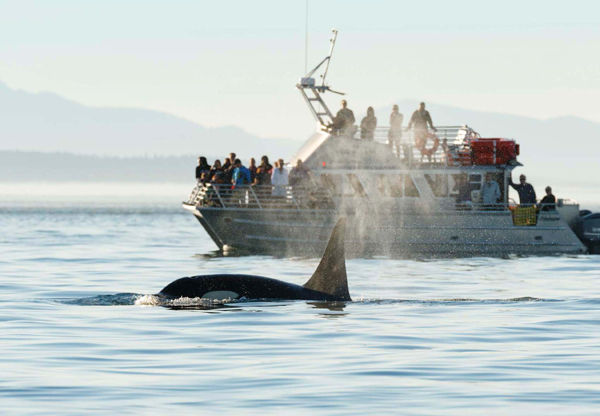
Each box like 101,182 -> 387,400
303,218 -> 351,301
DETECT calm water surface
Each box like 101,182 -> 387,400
1,201 -> 600,415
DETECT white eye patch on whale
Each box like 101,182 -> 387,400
201,291 -> 240,300
158,218 -> 351,302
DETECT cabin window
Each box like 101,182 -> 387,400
389,175 -> 404,197
404,175 -> 420,197
320,174 -> 367,197
320,174 -> 342,195
377,175 -> 389,196
425,174 -> 449,197
469,173 -> 482,191
346,174 -> 367,197
377,174 -> 420,197
450,173 -> 468,198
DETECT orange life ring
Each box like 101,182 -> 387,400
417,133 -> 440,159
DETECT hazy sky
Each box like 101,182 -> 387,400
1,0 -> 599,139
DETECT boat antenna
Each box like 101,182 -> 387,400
296,30 -> 343,127
304,0 -> 309,75
320,29 -> 338,88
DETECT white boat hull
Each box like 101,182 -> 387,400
184,204 -> 587,257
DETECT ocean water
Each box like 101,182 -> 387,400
1,199 -> 600,415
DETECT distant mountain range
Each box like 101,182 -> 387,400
1,82 -> 599,190
0,81 -> 300,159
0,151 -> 196,183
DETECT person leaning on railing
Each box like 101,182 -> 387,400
199,171 -> 211,185
202,172 -> 225,207
407,102 -> 436,149
509,174 -> 536,206
329,99 -> 356,137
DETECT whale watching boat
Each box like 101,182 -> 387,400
183,31 -> 600,257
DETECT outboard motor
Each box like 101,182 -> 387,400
576,212 -> 600,254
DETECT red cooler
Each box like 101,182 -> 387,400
471,138 -> 518,165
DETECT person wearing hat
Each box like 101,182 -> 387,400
509,173 -> 537,206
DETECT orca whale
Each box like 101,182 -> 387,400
159,218 -> 351,302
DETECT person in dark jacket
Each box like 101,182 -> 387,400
407,102 -> 435,131
539,186 -> 556,211
254,156 -> 273,186
248,158 -> 257,183
289,159 -> 312,187
453,174 -> 472,205
195,157 -> 211,183
222,157 -> 235,183
209,159 -> 223,179
330,100 -> 356,136
509,174 -> 537,206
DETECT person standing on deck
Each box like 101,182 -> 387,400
407,102 -> 436,149
196,157 -> 211,183
209,159 -> 223,179
248,158 -> 257,183
388,105 -> 404,158
509,174 -> 537,206
289,159 -> 312,187
222,153 -> 236,184
481,173 -> 501,206
232,159 -> 251,186
253,156 -> 273,200
330,100 -> 355,136
271,159 -> 289,197
360,107 -> 377,140
229,159 -> 251,207
539,186 -> 556,211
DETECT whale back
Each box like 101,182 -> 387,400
303,218 -> 351,301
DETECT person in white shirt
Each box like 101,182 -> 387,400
481,173 -> 501,206
271,159 -> 289,197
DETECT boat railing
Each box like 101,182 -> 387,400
188,184 -> 337,210
188,184 -> 565,223
331,125 -> 478,166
